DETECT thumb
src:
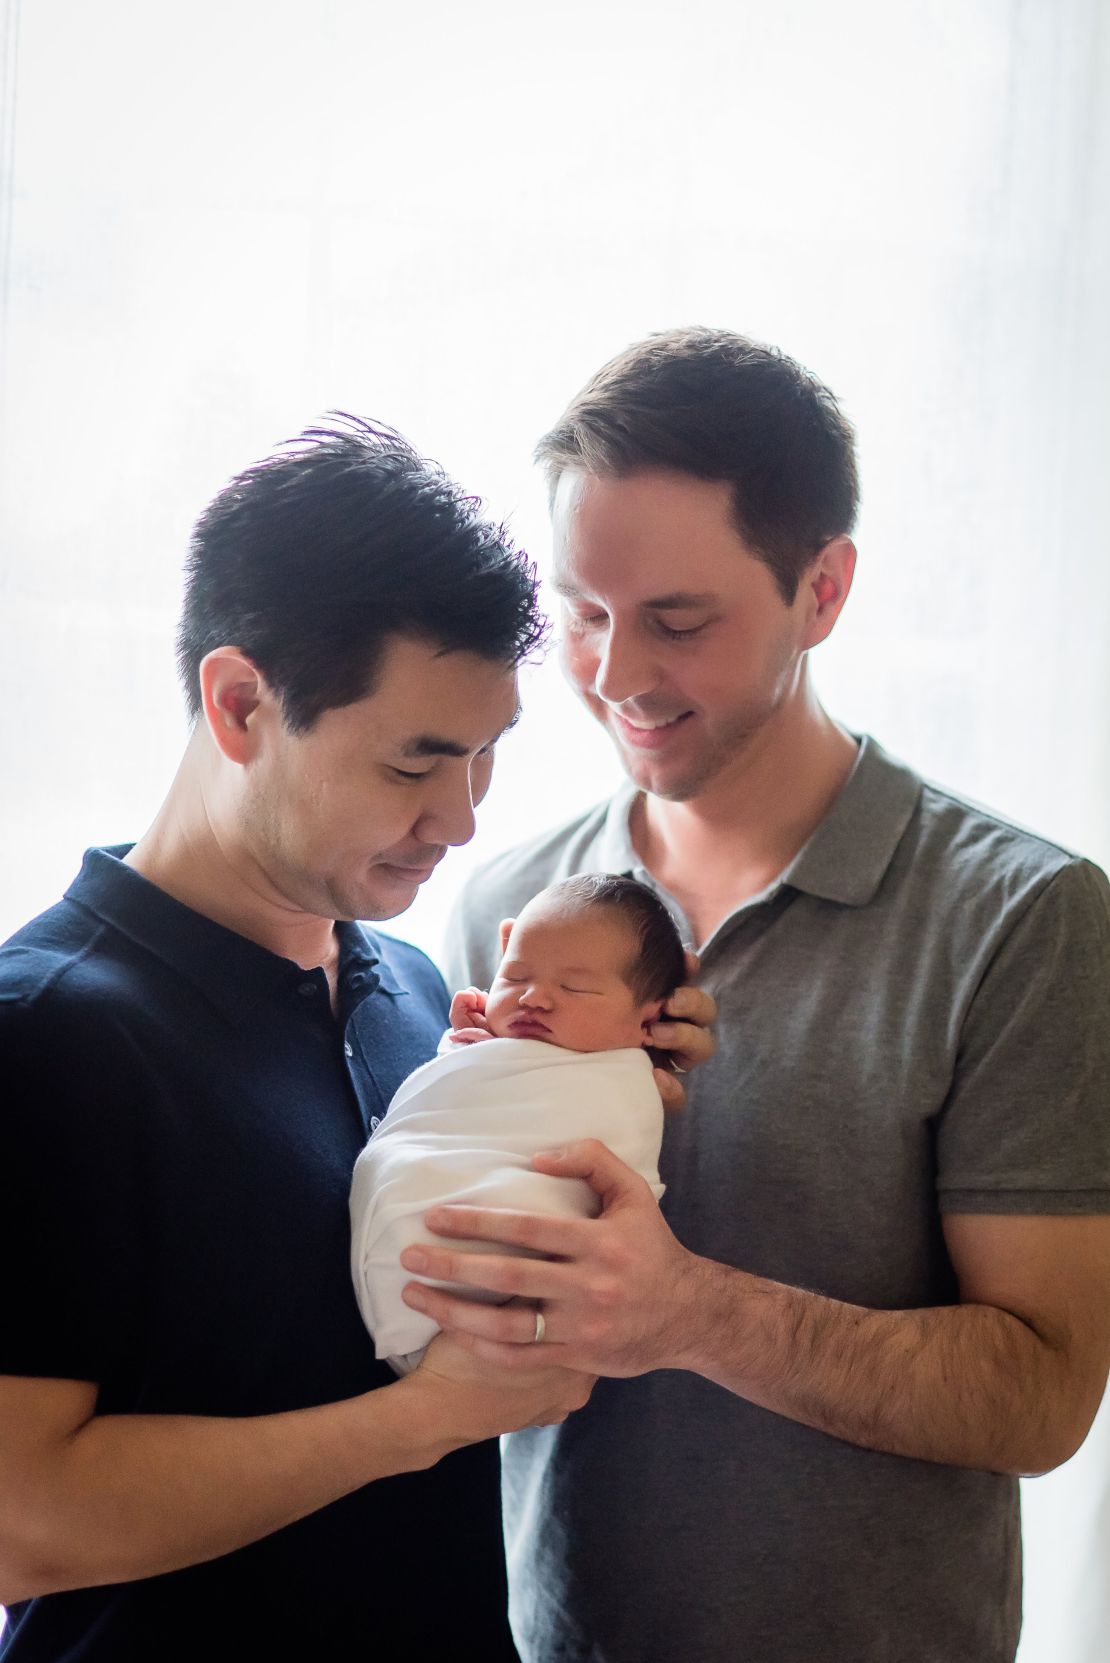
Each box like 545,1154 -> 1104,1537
533,1138 -> 640,1211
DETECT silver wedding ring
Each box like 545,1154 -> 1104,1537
532,1308 -> 546,1344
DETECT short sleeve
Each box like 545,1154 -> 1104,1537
936,858 -> 1110,1213
0,997 -> 144,1383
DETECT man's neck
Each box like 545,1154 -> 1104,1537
632,682 -> 858,940
125,733 -> 339,978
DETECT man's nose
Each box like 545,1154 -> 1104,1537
594,622 -> 656,706
416,776 -> 477,849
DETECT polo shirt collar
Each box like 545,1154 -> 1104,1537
592,733 -> 921,910
778,736 -> 922,905
65,846 -> 405,1024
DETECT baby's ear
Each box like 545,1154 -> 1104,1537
639,998 -> 666,1032
498,918 -> 515,955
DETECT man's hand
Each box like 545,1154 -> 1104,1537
0,1342 -> 591,1606
648,953 -> 717,1111
399,1139 -> 705,1377
401,1195 -> 1110,1475
408,1331 -> 595,1438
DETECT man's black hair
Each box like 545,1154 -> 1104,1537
177,413 -> 546,732
550,873 -> 687,1004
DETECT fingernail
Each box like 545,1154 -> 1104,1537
403,1285 -> 428,1310
402,1248 -> 429,1271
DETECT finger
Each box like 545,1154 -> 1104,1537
531,1138 -> 647,1211
649,1018 -> 715,1071
448,992 -> 470,1025
399,1245 -> 579,1300
432,1328 -> 572,1373
421,1320 -> 579,1376
452,987 -> 486,1015
653,1066 -> 687,1114
661,983 -> 717,1025
403,1280 -> 568,1355
422,1203 -> 596,1257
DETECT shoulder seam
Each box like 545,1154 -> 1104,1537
1,922 -> 111,1014
917,780 -> 1080,861
945,860 -> 1101,1053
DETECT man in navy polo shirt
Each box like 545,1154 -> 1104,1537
0,417 -> 612,1660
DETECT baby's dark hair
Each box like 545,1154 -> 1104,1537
548,873 -> 687,1004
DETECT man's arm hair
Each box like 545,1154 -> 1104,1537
683,1212 -> 1110,1474
403,1153 -> 1110,1477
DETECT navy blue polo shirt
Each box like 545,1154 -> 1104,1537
0,848 -> 516,1661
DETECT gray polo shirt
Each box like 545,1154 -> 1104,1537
444,735 -> 1110,1663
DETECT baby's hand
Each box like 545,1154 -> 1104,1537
449,987 -> 492,1040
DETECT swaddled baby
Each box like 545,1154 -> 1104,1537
349,873 -> 686,1373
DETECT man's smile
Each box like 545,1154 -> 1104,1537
607,707 -> 695,750
377,852 -> 446,883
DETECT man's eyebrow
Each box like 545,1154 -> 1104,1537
641,591 -> 719,610
400,706 -> 522,758
552,581 -> 718,611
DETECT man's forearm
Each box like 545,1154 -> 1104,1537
4,1378 -> 452,1602
682,1259 -> 1080,1475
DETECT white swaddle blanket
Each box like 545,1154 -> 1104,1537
350,1037 -> 665,1371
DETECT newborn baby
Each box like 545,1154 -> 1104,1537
349,873 -> 686,1373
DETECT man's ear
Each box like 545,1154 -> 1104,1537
799,535 -> 856,651
198,647 -> 272,766
498,918 -> 515,956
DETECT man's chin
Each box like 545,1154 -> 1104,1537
356,896 -> 415,922
328,874 -> 423,924
609,733 -> 710,803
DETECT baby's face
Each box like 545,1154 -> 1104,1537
484,900 -> 658,1053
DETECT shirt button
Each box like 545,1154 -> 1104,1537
370,1116 -> 381,1132
344,1041 -> 353,1058
298,980 -> 316,997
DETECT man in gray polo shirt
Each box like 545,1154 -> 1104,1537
398,329 -> 1110,1661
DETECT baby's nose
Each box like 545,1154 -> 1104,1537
520,983 -> 554,1008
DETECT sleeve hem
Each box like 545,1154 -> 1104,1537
0,1355 -> 101,1383
938,1188 -> 1110,1214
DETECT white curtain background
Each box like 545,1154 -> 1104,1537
1,2 -> 1108,1655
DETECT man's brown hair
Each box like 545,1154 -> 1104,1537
535,326 -> 859,601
